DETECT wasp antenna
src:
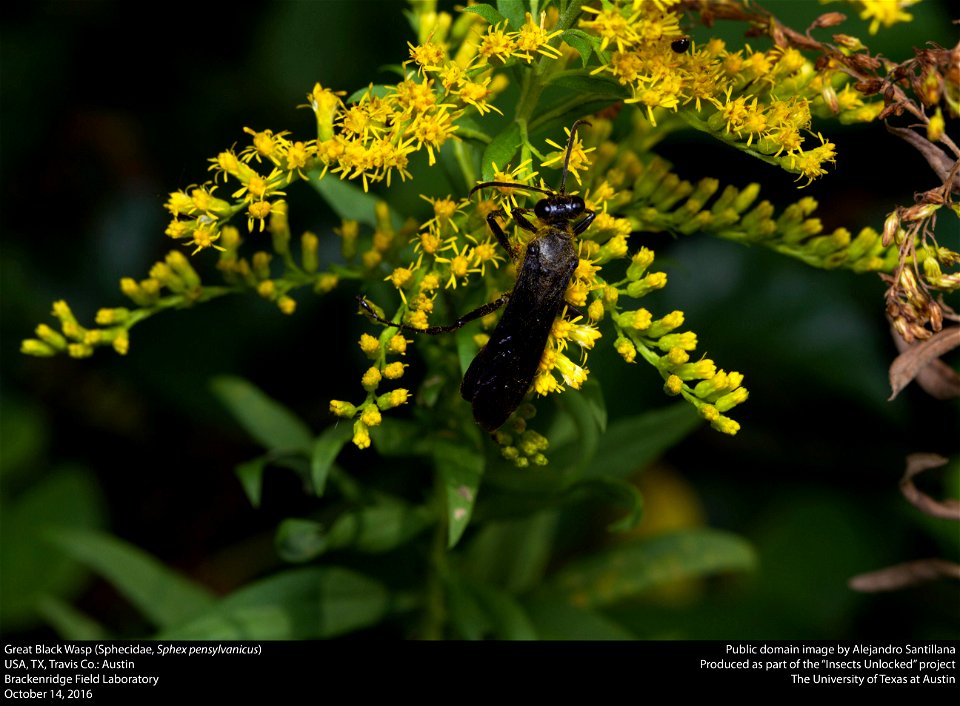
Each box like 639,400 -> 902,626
469,181 -> 554,198
559,119 -> 591,195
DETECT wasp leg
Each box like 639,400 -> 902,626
572,209 -> 596,236
510,208 -> 538,233
357,294 -> 510,335
486,211 -> 518,261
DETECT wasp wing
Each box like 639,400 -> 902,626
461,233 -> 577,431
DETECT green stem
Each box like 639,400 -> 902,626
514,1 -> 584,125
421,469 -> 449,640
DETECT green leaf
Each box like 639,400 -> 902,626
462,3 -> 506,26
496,0 -> 525,28
346,84 -> 392,103
555,386 -> 602,470
275,518 -> 328,563
159,567 -> 389,640
481,122 -> 523,181
308,172 -> 396,228
456,326 -> 480,378
47,528 -> 215,630
468,581 -> 538,639
433,439 -> 485,547
446,577 -> 490,639
525,597 -> 637,639
545,73 -> 628,100
580,378 -> 607,433
211,376 -> 313,454
370,417 -> 429,457
325,500 -> 432,553
583,403 -> 701,480
560,29 -> 596,67
311,423 -> 353,496
0,466 -> 105,632
566,477 -> 644,532
464,512 -> 558,593
234,455 -> 267,508
546,529 -> 756,608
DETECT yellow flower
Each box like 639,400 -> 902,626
857,0 -> 919,34
478,21 -> 518,64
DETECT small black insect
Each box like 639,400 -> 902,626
359,120 -> 595,432
671,37 -> 691,53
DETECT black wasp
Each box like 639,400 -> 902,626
359,120 -> 595,432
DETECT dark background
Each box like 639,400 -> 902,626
1,0 -> 957,639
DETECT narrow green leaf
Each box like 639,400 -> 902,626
275,519 -> 328,563
159,567 -> 388,640
433,440 -> 484,547
496,0 -> 525,28
211,376 -> 313,454
35,596 -> 108,641
580,378 -> 607,433
462,3 -> 506,26
583,403 -> 701,480
47,528 -> 215,629
234,456 -> 267,508
555,387 -> 601,470
560,29 -> 596,67
456,326 -> 480,378
311,423 -> 353,496
546,529 -> 757,608
481,122 -> 522,182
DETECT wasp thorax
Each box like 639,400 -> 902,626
534,194 -> 585,223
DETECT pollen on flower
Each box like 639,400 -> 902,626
408,41 -> 447,70
383,361 -> 407,379
359,333 -> 381,357
360,404 -> 382,427
387,266 -> 414,289
387,333 -> 409,355
377,388 -> 410,409
615,336 -> 637,363
478,21 -> 519,64
352,420 -> 371,449
664,375 -> 683,395
362,366 -> 382,391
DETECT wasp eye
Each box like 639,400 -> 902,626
534,199 -> 552,220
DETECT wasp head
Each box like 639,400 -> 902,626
534,194 -> 585,224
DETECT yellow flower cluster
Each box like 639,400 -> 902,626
20,250 -> 204,358
579,1 -> 883,185
304,11 -> 563,194
613,248 -> 747,435
329,331 -> 412,450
